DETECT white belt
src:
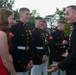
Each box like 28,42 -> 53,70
17,46 -> 25,50
36,47 -> 43,49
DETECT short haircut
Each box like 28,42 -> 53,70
19,7 -> 30,13
42,20 -> 47,23
34,17 -> 43,20
57,20 -> 66,27
67,5 -> 76,10
58,20 -> 66,24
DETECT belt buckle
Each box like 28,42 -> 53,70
26,45 -> 29,50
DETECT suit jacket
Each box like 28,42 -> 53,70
58,22 -> 76,75
10,21 -> 34,72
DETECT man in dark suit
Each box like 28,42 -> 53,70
47,5 -> 76,75
31,17 -> 48,75
49,20 -> 69,75
10,8 -> 34,75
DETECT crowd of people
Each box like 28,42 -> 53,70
0,5 -> 76,75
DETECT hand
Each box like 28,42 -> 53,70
62,51 -> 69,57
6,54 -> 13,62
46,64 -> 59,72
26,63 -> 33,70
29,60 -> 33,66
42,55 -> 47,63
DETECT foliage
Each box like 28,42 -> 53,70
64,23 -> 71,35
14,9 -> 19,19
28,10 -> 40,28
44,7 -> 70,35
0,0 -> 14,9
26,22 -> 35,29
44,15 -> 55,22
55,8 -> 66,21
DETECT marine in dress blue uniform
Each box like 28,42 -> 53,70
10,8 -> 34,75
31,17 -> 47,75
49,21 -> 69,75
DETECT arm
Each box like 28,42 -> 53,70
58,30 -> 76,70
0,31 -> 17,75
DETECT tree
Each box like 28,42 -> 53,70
64,23 -> 71,35
44,7 -> 71,35
0,0 -> 14,9
55,8 -> 66,21
44,8 -> 66,23
27,10 -> 40,28
44,14 -> 57,29
55,8 -> 71,35
14,9 -> 19,19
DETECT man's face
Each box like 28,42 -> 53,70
34,19 -> 43,28
21,11 -> 30,22
64,7 -> 76,24
61,23 -> 66,30
58,23 -> 66,31
41,22 -> 47,30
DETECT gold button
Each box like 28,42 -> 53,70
23,66 -> 26,68
18,61 -> 20,62
56,51 -> 57,52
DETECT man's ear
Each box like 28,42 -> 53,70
74,11 -> 76,18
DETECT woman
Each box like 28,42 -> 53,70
0,8 -> 17,75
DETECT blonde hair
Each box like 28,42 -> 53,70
0,8 -> 13,30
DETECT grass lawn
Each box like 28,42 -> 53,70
48,65 -> 60,75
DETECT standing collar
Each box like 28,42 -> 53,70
18,21 -> 26,27
57,29 -> 62,32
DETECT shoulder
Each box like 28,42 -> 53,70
26,26 -> 32,30
0,31 -> 7,39
51,30 -> 58,35
10,24 -> 20,32
11,24 -> 19,29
